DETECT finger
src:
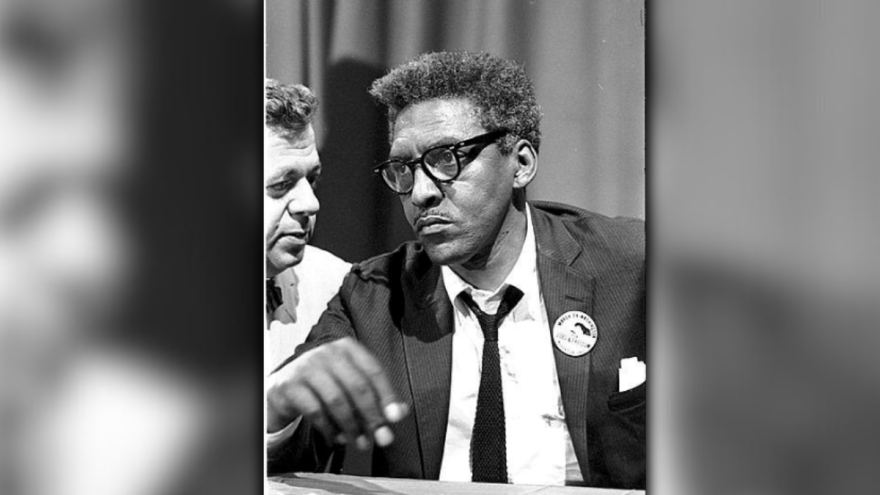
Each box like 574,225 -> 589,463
355,435 -> 371,451
288,384 -> 339,443
267,359 -> 344,441
306,362 -> 360,443
343,342 -> 407,423
266,370 -> 309,433
327,352 -> 385,440
340,344 -> 410,448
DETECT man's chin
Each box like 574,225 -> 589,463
267,248 -> 306,276
421,241 -> 466,267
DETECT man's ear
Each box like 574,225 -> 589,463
511,139 -> 538,189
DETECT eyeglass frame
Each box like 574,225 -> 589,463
372,129 -> 510,194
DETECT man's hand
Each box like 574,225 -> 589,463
266,337 -> 409,449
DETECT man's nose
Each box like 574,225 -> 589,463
286,179 -> 320,217
410,167 -> 442,208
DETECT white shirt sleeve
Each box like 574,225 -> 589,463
266,416 -> 303,452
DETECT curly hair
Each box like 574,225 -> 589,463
266,79 -> 319,140
369,51 -> 542,154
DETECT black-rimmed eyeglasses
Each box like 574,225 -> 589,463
373,129 -> 509,194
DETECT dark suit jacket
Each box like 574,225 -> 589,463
269,201 -> 646,489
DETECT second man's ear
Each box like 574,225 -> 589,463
512,139 -> 538,189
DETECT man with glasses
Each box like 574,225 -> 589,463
267,52 -> 645,489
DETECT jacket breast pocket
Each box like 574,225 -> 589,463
607,381 -> 646,414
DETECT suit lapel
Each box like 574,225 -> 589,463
531,205 -> 596,482
400,255 -> 453,480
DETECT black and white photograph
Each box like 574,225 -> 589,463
263,1 -> 646,492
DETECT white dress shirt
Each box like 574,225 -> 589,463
266,245 -> 350,374
438,207 -> 583,485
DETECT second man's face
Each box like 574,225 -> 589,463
264,125 -> 321,277
390,98 -> 519,268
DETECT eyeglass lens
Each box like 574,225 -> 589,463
382,162 -> 413,192
423,148 -> 459,179
381,149 -> 459,192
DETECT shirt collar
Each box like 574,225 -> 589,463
441,206 -> 539,315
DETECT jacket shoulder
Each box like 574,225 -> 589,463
346,241 -> 428,285
530,200 -> 644,263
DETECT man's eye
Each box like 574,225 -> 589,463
267,180 -> 293,195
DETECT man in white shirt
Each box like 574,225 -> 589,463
266,53 -> 645,489
264,79 -> 350,374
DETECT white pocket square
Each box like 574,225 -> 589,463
618,357 -> 646,392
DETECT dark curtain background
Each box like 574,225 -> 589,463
267,0 -> 645,263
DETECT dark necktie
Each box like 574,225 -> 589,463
459,286 -> 524,484
266,278 -> 283,315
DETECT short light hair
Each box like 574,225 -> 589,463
369,51 -> 542,154
266,79 -> 318,140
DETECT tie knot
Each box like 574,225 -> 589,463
459,286 -> 523,341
